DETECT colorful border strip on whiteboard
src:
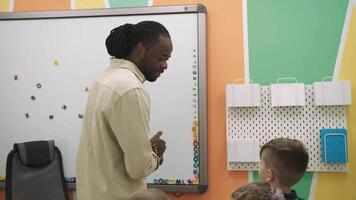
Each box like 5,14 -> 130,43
153,178 -> 199,185
152,48 -> 200,185
192,48 -> 199,184
192,120 -> 199,184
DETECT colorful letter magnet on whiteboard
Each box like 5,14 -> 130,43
320,128 -> 348,163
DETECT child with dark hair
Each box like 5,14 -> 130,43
259,138 -> 309,200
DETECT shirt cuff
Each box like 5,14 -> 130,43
152,152 -> 160,170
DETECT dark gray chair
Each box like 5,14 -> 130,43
5,140 -> 69,200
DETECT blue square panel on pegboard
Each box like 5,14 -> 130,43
320,128 -> 348,163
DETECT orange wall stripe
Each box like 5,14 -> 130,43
14,0 -> 70,12
154,1 -> 248,200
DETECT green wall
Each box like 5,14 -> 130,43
248,0 -> 349,85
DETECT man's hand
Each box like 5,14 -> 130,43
150,131 -> 166,164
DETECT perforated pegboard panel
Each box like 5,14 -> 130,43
226,85 -> 348,172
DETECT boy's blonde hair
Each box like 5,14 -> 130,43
260,138 -> 309,186
231,182 -> 284,200
128,188 -> 169,200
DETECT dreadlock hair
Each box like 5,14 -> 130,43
105,21 -> 170,59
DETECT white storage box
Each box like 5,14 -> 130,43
271,78 -> 305,107
226,83 -> 261,107
314,80 -> 352,106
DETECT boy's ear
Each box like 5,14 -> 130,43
265,168 -> 275,182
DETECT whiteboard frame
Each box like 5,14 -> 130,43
0,4 -> 207,193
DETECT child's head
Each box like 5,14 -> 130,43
230,182 -> 285,200
128,188 -> 170,200
259,138 -> 309,188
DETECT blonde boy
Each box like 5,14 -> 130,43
230,182 -> 285,200
128,188 -> 170,200
259,138 -> 309,200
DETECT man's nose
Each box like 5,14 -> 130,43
161,61 -> 168,70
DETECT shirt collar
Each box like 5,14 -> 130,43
284,190 -> 299,200
109,58 -> 146,83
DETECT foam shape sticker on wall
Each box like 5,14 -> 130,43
314,80 -> 352,106
271,83 -> 305,107
227,139 -> 260,163
226,83 -> 261,107
320,128 -> 348,164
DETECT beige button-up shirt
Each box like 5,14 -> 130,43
76,58 -> 159,200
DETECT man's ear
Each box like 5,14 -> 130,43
135,42 -> 146,59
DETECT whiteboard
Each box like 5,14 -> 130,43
0,5 -> 207,193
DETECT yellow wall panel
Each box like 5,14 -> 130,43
0,0 -> 10,12
75,0 -> 106,9
314,6 -> 356,200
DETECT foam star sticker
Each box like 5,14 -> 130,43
25,113 -> 30,118
13,75 -> 19,80
53,60 -> 60,66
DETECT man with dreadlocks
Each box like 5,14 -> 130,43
76,21 -> 173,200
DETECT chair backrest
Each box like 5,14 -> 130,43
5,140 -> 69,200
